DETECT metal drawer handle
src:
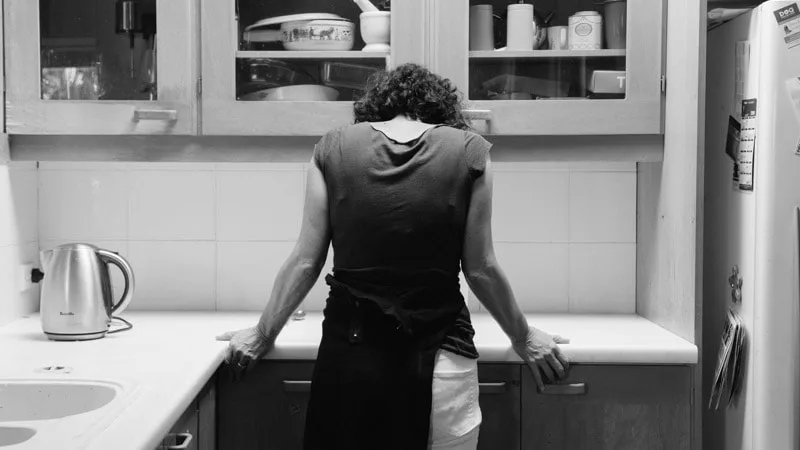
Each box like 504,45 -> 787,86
283,380 -> 312,392
164,432 -> 193,450
478,382 -> 507,395
133,109 -> 178,122
462,109 -> 493,121
538,382 -> 586,396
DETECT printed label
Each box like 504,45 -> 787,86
774,3 -> 800,49
742,98 -> 758,119
737,99 -> 757,191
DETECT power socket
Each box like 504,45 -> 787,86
18,263 -> 35,292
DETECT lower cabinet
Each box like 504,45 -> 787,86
217,362 -> 315,450
156,376 -> 216,450
521,365 -> 692,450
477,364 -> 521,450
216,362 -> 693,450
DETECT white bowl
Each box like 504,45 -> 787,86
359,12 -> 390,52
239,85 -> 340,101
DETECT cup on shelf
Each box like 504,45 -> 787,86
360,11 -> 390,52
603,0 -> 627,49
547,26 -> 569,50
568,11 -> 603,50
506,3 -> 534,51
469,5 -> 494,51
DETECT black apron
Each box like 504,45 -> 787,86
303,268 -> 465,450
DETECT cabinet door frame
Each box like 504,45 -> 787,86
199,0 -> 425,136
429,0 -> 665,135
5,0 -> 199,135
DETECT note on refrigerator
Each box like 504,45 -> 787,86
737,99 -> 757,191
772,3 -> 800,50
733,42 -> 750,121
709,309 -> 747,410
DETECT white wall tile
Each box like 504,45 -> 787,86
494,243 -> 570,312
39,169 -> 128,241
216,170 -> 304,241
0,243 -> 40,325
126,241 -> 216,310
38,162 -> 126,171
0,165 -> 38,247
492,162 -> 570,172
127,162 -> 216,171
217,241 -> 295,311
493,172 -> 569,242
569,172 -> 636,243
569,243 -> 636,313
128,171 -> 215,240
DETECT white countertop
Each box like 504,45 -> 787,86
0,311 -> 696,450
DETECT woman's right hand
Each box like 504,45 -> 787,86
512,326 -> 570,391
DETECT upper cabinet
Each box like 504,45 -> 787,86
200,0 -> 424,136
430,0 -> 665,135
4,0 -> 198,135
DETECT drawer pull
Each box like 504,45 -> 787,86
462,109 -> 493,121
478,382 -> 507,395
539,382 -> 586,396
283,380 -> 312,392
133,109 -> 178,122
164,432 -> 193,450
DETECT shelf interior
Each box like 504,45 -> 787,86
469,50 -> 627,59
236,51 -> 389,60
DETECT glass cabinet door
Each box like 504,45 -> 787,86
4,0 -> 198,135
201,0 -> 421,135
431,0 -> 664,135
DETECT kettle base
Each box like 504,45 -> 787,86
45,331 -> 107,341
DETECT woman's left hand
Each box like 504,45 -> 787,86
216,326 -> 274,379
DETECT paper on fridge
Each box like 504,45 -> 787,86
773,3 -> 800,50
786,77 -> 800,156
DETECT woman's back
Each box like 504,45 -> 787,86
314,122 -> 490,277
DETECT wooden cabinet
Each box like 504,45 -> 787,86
217,362 -> 315,450
429,0 -> 666,135
4,0 -> 199,135
199,0 -> 424,136
156,377 -> 216,450
477,364 -> 521,450
521,365 -> 692,450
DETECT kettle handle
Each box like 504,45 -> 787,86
97,250 -> 135,316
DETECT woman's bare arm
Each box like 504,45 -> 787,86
255,159 -> 331,342
460,158 -> 529,343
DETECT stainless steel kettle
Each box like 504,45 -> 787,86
39,243 -> 135,341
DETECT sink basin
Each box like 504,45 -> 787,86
0,381 -> 118,422
0,427 -> 35,447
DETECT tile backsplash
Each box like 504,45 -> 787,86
34,161 -> 636,314
0,161 -> 39,325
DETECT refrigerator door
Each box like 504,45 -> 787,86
704,7 -> 762,450
750,2 -> 800,449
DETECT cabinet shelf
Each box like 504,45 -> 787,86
236,50 -> 389,60
469,49 -> 627,60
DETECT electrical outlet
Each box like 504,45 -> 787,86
18,263 -> 35,292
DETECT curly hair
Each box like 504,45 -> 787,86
353,63 -> 469,129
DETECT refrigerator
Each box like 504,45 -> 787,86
704,1 -> 800,449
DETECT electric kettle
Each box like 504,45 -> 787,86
39,243 -> 135,341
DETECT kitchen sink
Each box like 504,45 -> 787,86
0,427 -> 35,447
0,381 -> 118,422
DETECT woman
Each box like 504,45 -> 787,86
218,63 -> 570,450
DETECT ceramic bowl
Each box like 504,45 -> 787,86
282,19 -> 355,51
359,12 -> 390,52
238,84 -> 340,101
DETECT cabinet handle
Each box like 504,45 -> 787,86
133,109 -> 178,122
283,380 -> 312,392
538,382 -> 586,396
478,382 -> 507,395
164,432 -> 193,450
462,109 -> 493,121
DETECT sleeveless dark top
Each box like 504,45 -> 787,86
316,122 -> 490,358
303,122 -> 492,450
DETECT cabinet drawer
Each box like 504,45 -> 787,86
521,365 -> 692,450
157,400 -> 199,450
217,362 -> 315,450
477,364 -> 521,450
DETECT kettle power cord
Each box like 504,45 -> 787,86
108,316 -> 133,334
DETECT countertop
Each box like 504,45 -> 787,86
0,311 -> 697,450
